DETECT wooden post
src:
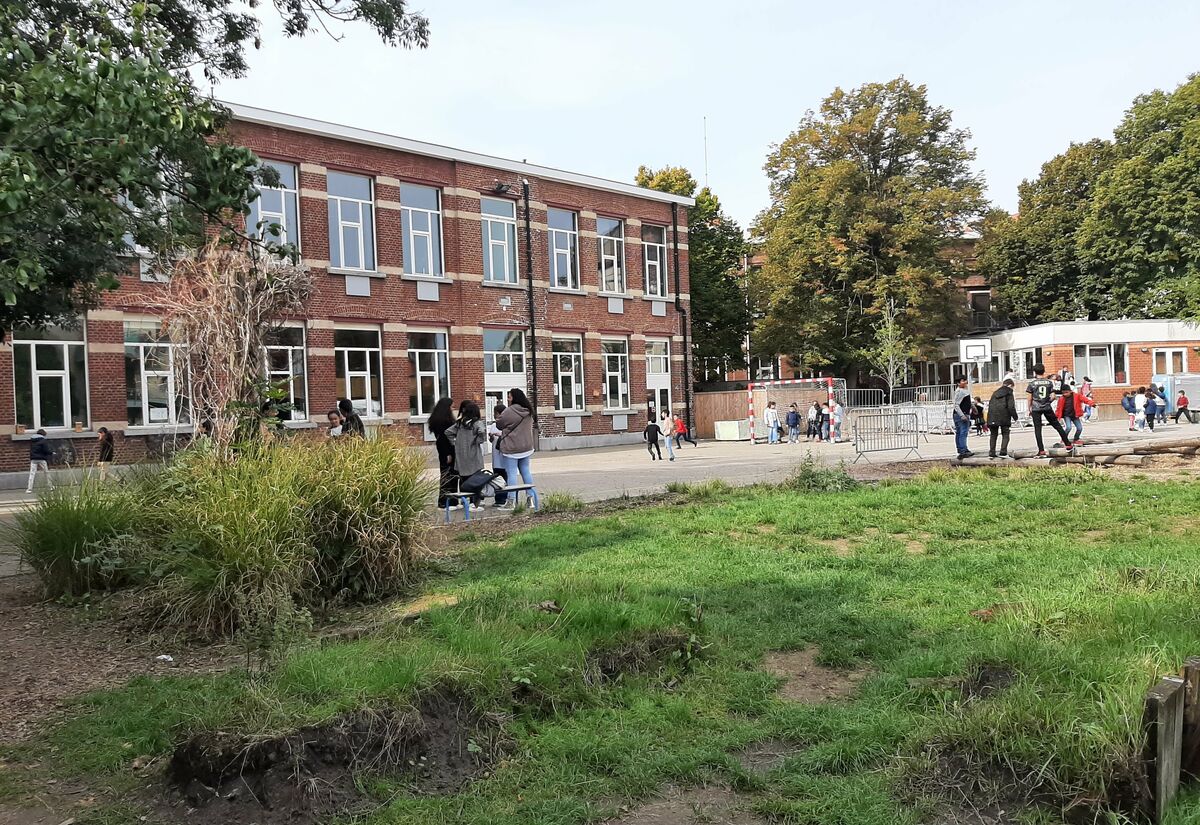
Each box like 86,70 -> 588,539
1145,676 -> 1186,822
1183,658 -> 1200,779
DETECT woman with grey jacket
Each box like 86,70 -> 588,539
494,388 -> 535,509
445,400 -> 487,503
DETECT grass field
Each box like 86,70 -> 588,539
9,465 -> 1200,824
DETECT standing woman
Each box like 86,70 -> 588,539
428,397 -> 457,509
96,427 -> 115,481
660,410 -> 676,460
495,388 -> 536,510
445,400 -> 487,505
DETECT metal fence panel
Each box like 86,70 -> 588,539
852,411 -> 921,463
842,388 -> 885,409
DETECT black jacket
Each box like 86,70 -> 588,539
987,385 -> 1018,426
98,438 -> 114,463
29,436 -> 52,462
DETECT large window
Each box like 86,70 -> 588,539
548,209 -> 579,290
753,356 -> 779,381
642,225 -> 667,297
334,328 -> 383,418
646,340 -> 670,376
1073,343 -> 1128,386
481,197 -> 518,284
1154,348 -> 1187,375
248,161 -> 299,248
484,329 -> 525,376
327,172 -> 375,271
602,338 -> 629,410
264,327 -> 308,421
597,217 -> 626,294
552,337 -> 584,411
12,325 -> 89,430
124,321 -> 188,426
408,330 -> 449,418
401,184 -> 444,278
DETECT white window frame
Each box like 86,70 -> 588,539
263,326 -> 308,421
1072,343 -> 1129,387
597,218 -> 626,295
401,184 -> 445,278
334,326 -> 384,418
645,338 -> 671,416
1153,348 -> 1188,376
646,340 -> 670,377
11,329 -> 90,431
642,225 -> 668,298
248,161 -> 300,249
483,329 -> 526,376
549,209 -> 580,291
408,328 -> 450,419
552,336 -> 585,412
328,173 -> 376,272
124,321 -> 188,426
481,197 -> 518,284
602,338 -> 630,410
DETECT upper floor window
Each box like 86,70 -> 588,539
548,208 -> 580,291
327,172 -> 375,271
401,184 -> 443,278
124,321 -> 189,426
483,329 -> 525,375
481,197 -> 518,284
248,161 -> 300,249
263,326 -> 308,421
12,325 -> 88,431
642,225 -> 667,297
597,217 -> 626,294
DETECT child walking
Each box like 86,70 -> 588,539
644,415 -> 665,460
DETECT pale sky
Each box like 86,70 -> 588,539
212,0 -> 1200,229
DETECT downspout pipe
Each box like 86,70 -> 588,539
671,202 -> 692,432
523,179 -> 539,430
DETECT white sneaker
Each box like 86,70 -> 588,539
496,501 -> 515,510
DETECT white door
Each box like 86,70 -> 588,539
646,340 -> 672,419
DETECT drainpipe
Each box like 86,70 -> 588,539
523,179 -> 539,430
672,202 -> 692,431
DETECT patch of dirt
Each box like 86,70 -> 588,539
1081,529 -> 1110,543
817,538 -> 854,558
847,459 -> 945,482
735,739 -> 799,775
961,664 -> 1016,701
762,649 -> 868,703
586,631 -> 693,686
161,693 -> 500,825
607,784 -> 767,824
0,573 -> 238,745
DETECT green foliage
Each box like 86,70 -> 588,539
12,479 -> 142,597
636,167 -> 750,368
785,454 -> 860,493
857,297 -> 913,403
537,492 -> 585,515
754,77 -> 986,373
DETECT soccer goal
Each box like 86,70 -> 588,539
747,377 -> 846,442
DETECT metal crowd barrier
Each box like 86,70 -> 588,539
852,411 -> 922,463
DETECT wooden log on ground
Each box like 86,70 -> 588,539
1145,676 -> 1186,823
1070,436 -> 1200,458
1100,455 -> 1152,466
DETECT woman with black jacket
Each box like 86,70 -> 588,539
428,397 -> 457,509
96,427 -> 115,481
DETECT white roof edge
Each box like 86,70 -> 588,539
221,101 -> 696,208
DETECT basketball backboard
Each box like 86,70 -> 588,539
959,338 -> 992,363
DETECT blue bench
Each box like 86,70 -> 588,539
442,483 -> 539,523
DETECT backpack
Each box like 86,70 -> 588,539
460,469 -> 505,495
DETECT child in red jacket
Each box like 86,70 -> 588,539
1055,384 -> 1093,446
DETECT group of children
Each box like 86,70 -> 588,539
642,410 -> 698,460
760,400 -> 844,444
1120,386 -> 1194,430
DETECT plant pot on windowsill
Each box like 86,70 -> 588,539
73,421 -> 84,432
14,425 -> 25,435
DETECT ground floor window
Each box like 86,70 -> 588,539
646,339 -> 671,415
552,337 -> 584,411
264,326 -> 308,420
602,338 -> 629,410
408,330 -> 449,418
1154,348 -> 1187,375
334,327 -> 383,418
124,321 -> 188,426
12,324 -> 89,430
1073,343 -> 1127,386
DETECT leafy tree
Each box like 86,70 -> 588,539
0,4 -> 261,331
857,297 -> 912,403
753,77 -> 986,374
977,140 -> 1114,324
1077,74 -> 1200,318
635,166 -> 750,368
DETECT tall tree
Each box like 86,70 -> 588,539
753,77 -> 986,374
858,297 -> 912,404
635,166 -> 750,369
1078,74 -> 1200,318
977,141 -> 1114,324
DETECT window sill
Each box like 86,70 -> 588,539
12,429 -> 99,441
329,267 -> 385,278
597,292 -> 629,300
480,280 -> 524,290
365,418 -> 395,426
548,287 -> 586,296
601,408 -> 637,416
553,410 -> 591,418
124,424 -> 196,436
400,274 -> 451,284
642,294 -> 673,302
282,421 -> 318,430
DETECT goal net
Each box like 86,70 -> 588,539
747,378 -> 846,442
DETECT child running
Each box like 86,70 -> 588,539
644,415 -> 664,460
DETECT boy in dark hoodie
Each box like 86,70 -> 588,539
643,415 -> 665,460
987,379 -> 1019,459
26,429 -> 54,493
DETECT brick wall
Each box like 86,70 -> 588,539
0,118 -> 691,471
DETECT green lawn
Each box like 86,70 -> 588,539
14,466 -> 1200,824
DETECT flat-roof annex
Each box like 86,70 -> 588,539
223,102 -> 695,208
